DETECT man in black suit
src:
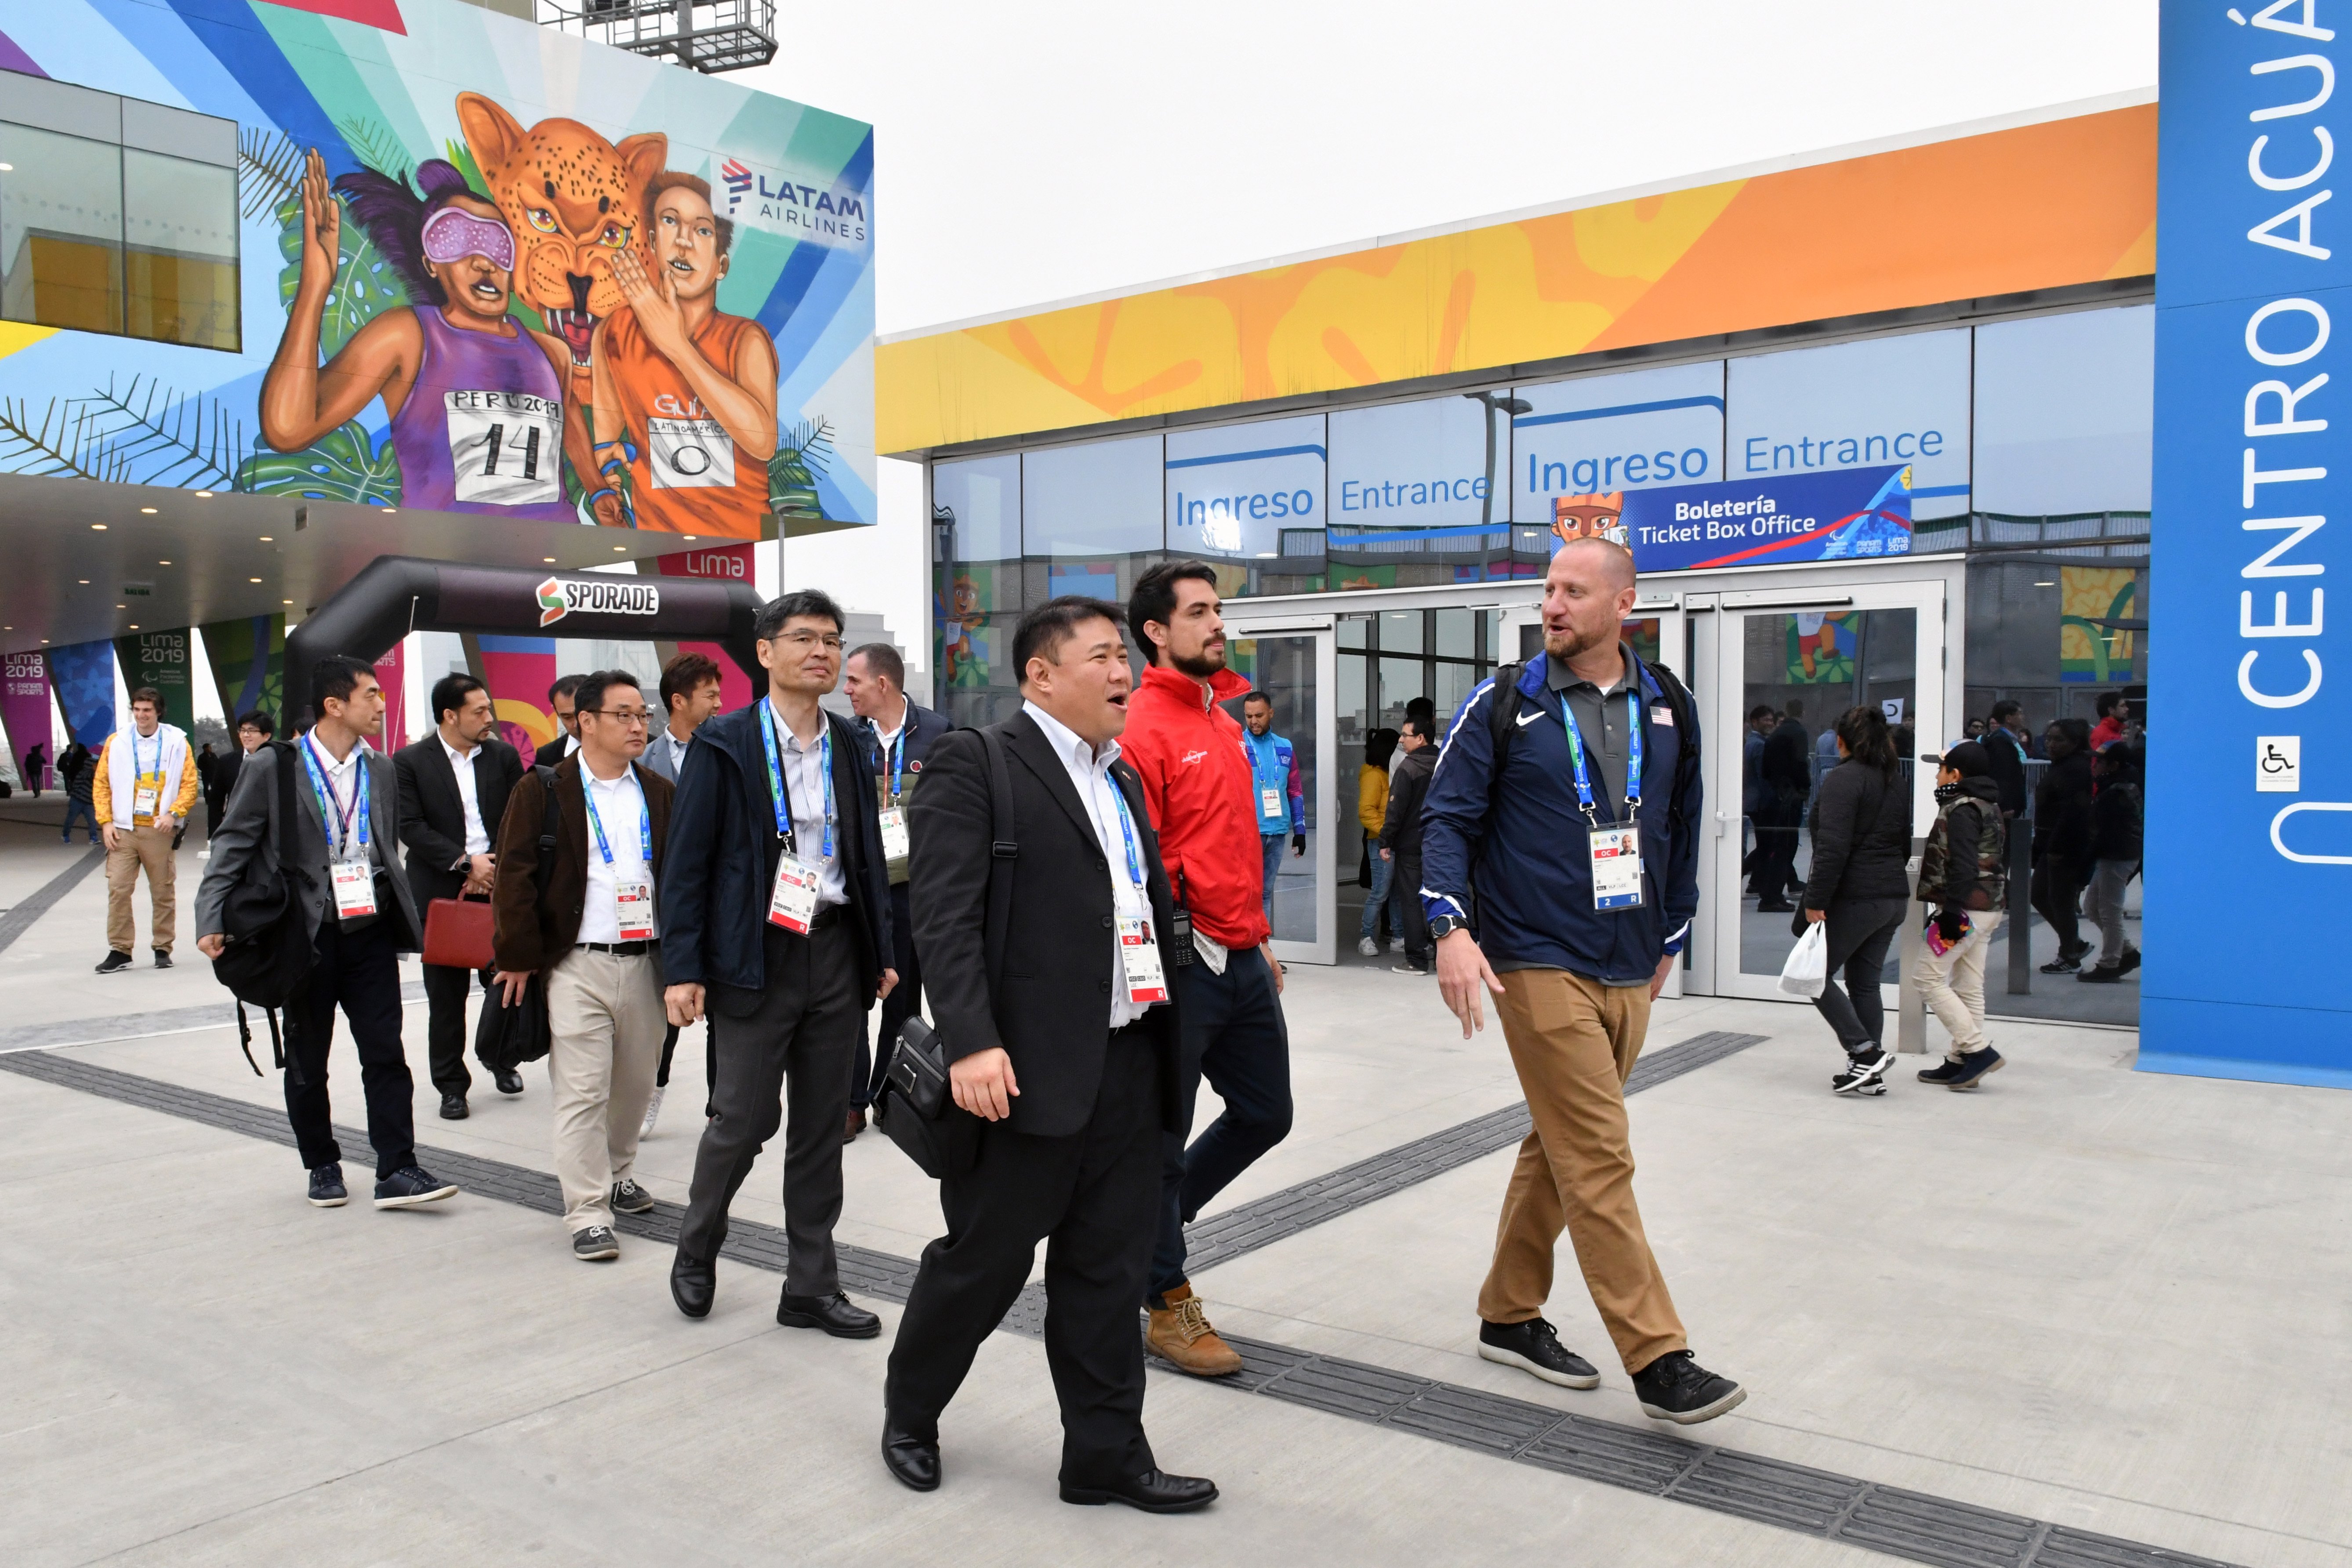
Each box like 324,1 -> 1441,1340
661,588 -> 896,1335
395,673 -> 526,1118
534,673 -> 583,769
1756,699 -> 1812,912
882,596 -> 1214,1514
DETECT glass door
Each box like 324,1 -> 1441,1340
1706,581 -> 1945,1004
1224,614 -> 1336,965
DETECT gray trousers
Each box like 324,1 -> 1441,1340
2083,859 -> 2139,965
676,918 -> 862,1295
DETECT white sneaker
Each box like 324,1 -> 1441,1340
1356,936 -> 1380,958
1390,938 -> 1405,954
640,1084 -> 665,1139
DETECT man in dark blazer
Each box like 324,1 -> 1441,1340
660,588 -> 896,1335
881,596 -> 1213,1514
396,673 -> 527,1117
196,655 -> 456,1211
534,673 -> 583,769
841,638 -> 954,1136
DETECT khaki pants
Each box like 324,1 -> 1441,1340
105,823 -> 177,955
1913,909 -> 2003,1059
1477,969 -> 1687,1375
546,948 -> 665,1232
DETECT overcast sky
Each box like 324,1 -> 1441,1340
742,1 -> 2157,336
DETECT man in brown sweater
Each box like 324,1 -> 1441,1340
493,669 -> 674,1262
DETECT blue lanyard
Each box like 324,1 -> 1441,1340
759,699 -> 834,859
1107,770 -> 1147,890
133,730 -> 161,779
581,769 -> 652,867
300,734 -> 370,857
877,718 -> 906,801
1557,686 -> 1644,825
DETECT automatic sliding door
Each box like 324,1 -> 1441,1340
1226,621 -> 1336,964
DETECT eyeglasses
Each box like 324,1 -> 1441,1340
769,632 -> 845,653
584,708 -> 653,726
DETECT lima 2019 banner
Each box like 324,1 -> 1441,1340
1545,466 -> 1913,573
0,0 -> 875,539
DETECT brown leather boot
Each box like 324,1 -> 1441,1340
1145,1281 -> 1243,1376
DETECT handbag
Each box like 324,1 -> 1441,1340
422,894 -> 494,970
874,729 -> 1012,1179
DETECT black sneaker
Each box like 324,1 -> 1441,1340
1831,1047 -> 1892,1096
1391,960 -> 1432,975
572,1225 -> 620,1261
2077,962 -> 2123,984
1917,1057 -> 1969,1085
1942,1046 -> 2004,1090
94,951 -> 133,976
1477,1317 -> 1600,1389
152,950 -> 173,970
2117,945 -> 2142,976
1632,1350 -> 1747,1424
373,1165 -> 458,1209
307,1163 -> 348,1207
1754,898 -> 1794,913
2039,952 -> 2081,974
611,1178 -> 655,1215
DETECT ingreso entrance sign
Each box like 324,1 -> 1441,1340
2149,0 -> 2352,1085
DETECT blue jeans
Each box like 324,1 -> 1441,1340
1151,943 -> 1293,1297
60,800 -> 98,842
1360,840 -> 1393,941
1259,833 -> 1285,924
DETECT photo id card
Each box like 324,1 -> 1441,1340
1259,787 -> 1284,822
879,806 -> 910,863
133,783 -> 160,818
768,857 -> 822,933
615,879 -> 654,942
1118,916 -> 1168,1005
330,857 -> 378,920
1587,824 -> 1643,911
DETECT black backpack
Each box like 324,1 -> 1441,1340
1485,655 -> 1702,836
214,739 -> 319,1075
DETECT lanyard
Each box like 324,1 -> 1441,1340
581,769 -> 652,867
877,721 -> 906,802
300,733 -> 370,857
133,729 -> 161,779
1106,769 -> 1147,890
1557,686 -> 1644,826
759,698 -> 834,859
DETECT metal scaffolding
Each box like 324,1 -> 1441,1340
536,0 -> 777,74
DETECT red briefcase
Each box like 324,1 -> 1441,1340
421,895 -> 495,971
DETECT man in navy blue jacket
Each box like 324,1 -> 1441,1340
660,588 -> 896,1334
1420,536 -> 1746,1426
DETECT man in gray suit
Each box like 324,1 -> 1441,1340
198,655 -> 458,1212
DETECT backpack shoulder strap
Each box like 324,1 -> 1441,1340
271,739 -> 304,882
1485,660 -> 1528,781
977,726 -> 1016,1000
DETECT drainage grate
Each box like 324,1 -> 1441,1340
1180,1030 -> 1768,1274
0,1048 -> 2241,1568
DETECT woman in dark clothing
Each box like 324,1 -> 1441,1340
2031,719 -> 2097,973
58,740 -> 99,845
2077,740 -> 2143,983
1800,706 -> 1915,1095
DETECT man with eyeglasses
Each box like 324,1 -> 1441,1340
490,670 -> 674,1262
661,590 -> 897,1333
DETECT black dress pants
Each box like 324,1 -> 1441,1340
851,882 -> 922,1111
1754,790 -> 1806,899
420,960 -> 497,1098
2032,857 -> 2086,954
285,917 -> 415,1179
676,918 -> 860,1294
886,1031 -> 1161,1485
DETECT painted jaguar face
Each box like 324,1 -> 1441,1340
456,92 -> 666,372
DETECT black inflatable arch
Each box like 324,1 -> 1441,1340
283,555 -> 764,728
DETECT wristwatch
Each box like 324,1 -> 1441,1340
1427,914 -> 1469,941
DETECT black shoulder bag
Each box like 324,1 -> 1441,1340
877,727 -> 1013,1178
215,739 -> 318,1076
483,766 -> 560,1071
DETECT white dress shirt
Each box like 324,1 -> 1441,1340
649,725 -> 692,778
305,733 -> 382,867
577,762 -> 656,944
440,735 -> 490,859
1023,701 -> 1162,1029
766,701 -> 849,907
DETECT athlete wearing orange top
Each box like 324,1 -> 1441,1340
588,173 -> 779,537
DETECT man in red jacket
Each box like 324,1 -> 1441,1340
1118,560 -> 1293,1378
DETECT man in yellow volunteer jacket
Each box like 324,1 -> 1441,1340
92,687 -> 200,973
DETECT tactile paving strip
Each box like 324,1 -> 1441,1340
0,1048 -> 2240,1568
1180,1029 -> 1769,1273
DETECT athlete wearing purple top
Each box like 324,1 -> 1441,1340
261,151 -> 575,521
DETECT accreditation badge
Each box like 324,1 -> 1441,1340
1118,916 -> 1168,1005
133,780 -> 161,818
768,857 -> 822,933
878,806 -> 910,864
614,879 -> 655,943
1587,824 -> 1644,912
330,857 -> 378,920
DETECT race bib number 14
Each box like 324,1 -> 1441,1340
447,391 -> 561,506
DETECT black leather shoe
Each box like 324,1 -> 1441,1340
777,1289 -> 880,1338
494,1068 -> 524,1096
1060,1470 -> 1219,1513
881,1419 -> 940,1492
439,1093 -> 468,1121
671,1252 -> 715,1319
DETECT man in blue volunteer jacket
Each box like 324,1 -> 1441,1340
1419,535 -> 1746,1426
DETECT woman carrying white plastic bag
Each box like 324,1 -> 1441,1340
1777,921 -> 1828,999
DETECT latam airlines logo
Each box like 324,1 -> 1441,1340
718,157 -> 869,250
537,578 -> 661,628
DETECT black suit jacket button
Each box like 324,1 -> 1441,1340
1101,914 -> 1113,929
1099,979 -> 1111,993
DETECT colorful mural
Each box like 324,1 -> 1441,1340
879,105 -> 2154,453
2061,566 -> 2139,682
199,613 -> 287,726
0,0 -> 875,537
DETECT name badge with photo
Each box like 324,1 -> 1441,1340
330,857 -> 378,920
1587,824 -> 1644,912
647,416 -> 736,490
1259,787 -> 1284,822
133,782 -> 160,818
1118,916 -> 1168,1005
615,879 -> 655,942
768,857 -> 822,933
446,390 -> 562,506
879,806 -> 910,863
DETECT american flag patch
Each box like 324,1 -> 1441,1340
1650,706 -> 1674,726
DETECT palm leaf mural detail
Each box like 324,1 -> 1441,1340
0,397 -> 131,483
81,376 -> 245,491
338,118 -> 415,184
238,421 -> 402,503
770,416 -> 834,518
239,127 -> 306,222
274,192 -> 410,359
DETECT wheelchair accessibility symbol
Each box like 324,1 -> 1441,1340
2256,734 -> 2301,794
